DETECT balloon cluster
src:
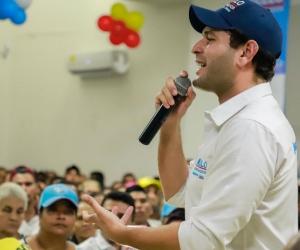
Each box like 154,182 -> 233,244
0,0 -> 32,25
97,3 -> 144,48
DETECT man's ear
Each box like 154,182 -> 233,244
237,40 -> 259,67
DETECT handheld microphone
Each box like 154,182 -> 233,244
138,76 -> 192,145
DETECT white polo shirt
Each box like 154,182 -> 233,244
168,83 -> 298,250
18,215 -> 40,237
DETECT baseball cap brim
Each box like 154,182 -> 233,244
138,177 -> 161,190
189,4 -> 232,34
40,196 -> 78,209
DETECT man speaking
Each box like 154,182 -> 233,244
81,1 -> 298,249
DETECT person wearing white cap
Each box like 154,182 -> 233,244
80,1 -> 297,249
20,183 -> 79,250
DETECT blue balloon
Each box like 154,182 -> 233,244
0,11 -> 8,20
10,8 -> 26,25
0,0 -> 18,19
0,0 -> 9,19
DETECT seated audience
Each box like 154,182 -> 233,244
71,201 -> 96,245
162,207 -> 185,225
138,176 -> 163,220
78,191 -> 136,250
90,171 -> 105,191
0,166 -> 7,185
160,202 -> 177,223
0,182 -> 28,240
45,170 -> 57,185
121,173 -> 136,186
10,165 -> 40,237
65,165 -> 81,184
58,180 -> 78,195
110,181 -> 123,191
126,185 -> 161,227
91,192 -> 105,205
78,179 -> 101,198
21,183 -> 79,250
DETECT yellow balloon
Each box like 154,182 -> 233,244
111,3 -> 127,21
125,11 -> 144,31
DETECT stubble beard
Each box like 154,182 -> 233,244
192,51 -> 236,97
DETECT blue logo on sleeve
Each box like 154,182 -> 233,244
192,158 -> 208,180
293,142 -> 297,155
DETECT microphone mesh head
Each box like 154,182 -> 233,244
174,76 -> 192,96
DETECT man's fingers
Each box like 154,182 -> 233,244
83,211 -> 98,224
120,206 -> 134,224
82,194 -> 102,213
111,206 -> 119,215
180,70 -> 188,78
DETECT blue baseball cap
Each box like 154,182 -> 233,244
189,0 -> 283,59
161,202 -> 177,219
38,183 -> 78,211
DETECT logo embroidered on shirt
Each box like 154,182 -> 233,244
293,142 -> 297,155
192,158 -> 208,179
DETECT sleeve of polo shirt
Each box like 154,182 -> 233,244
178,118 -> 278,249
167,161 -> 195,207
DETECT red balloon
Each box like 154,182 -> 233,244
98,15 -> 113,32
110,20 -> 128,37
109,33 -> 123,45
125,30 -> 140,48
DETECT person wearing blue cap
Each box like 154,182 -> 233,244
20,183 -> 79,250
80,1 -> 297,249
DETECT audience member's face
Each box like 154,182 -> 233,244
123,175 -> 135,184
74,202 -> 95,243
101,199 -> 133,243
111,181 -> 123,190
82,181 -> 101,195
93,193 -> 104,205
0,170 -> 7,185
129,191 -> 153,225
66,184 -> 78,194
102,188 -> 112,196
0,197 -> 25,237
65,170 -> 79,183
144,185 -> 161,206
39,200 -> 76,237
11,173 -> 36,203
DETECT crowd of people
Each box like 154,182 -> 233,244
0,0 -> 299,249
0,164 -> 185,249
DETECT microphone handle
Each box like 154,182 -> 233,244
138,94 -> 182,145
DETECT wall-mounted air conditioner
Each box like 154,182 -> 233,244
67,50 -> 130,78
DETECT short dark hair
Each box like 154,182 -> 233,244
125,185 -> 146,194
65,165 -> 80,175
228,29 -> 277,82
101,191 -> 135,220
165,208 -> 185,225
90,171 -> 105,189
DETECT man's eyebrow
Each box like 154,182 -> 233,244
202,28 -> 219,36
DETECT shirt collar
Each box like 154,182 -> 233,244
206,82 -> 272,126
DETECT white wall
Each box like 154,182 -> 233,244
0,0 -> 299,186
286,5 -> 300,164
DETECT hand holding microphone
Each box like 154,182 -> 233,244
139,75 -> 192,145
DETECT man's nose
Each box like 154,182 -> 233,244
191,39 -> 205,54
